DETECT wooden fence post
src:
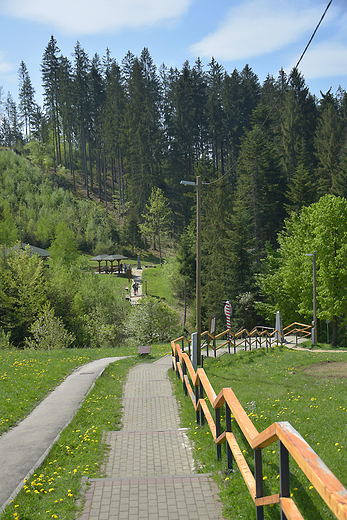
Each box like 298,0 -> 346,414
200,379 -> 205,426
225,403 -> 233,473
215,408 -> 221,460
279,440 -> 290,520
182,358 -> 187,396
195,381 -> 200,425
255,448 -> 264,520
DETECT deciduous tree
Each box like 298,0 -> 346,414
257,194 -> 347,346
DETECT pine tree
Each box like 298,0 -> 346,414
18,61 -> 36,139
58,56 -> 75,186
315,89 -> 343,197
103,59 -> 125,213
89,53 -> 105,195
73,41 -> 91,198
0,93 -> 22,148
122,50 -> 163,211
206,58 -> 225,173
234,104 -> 286,260
279,68 -> 317,182
41,36 -> 61,167
286,140 -> 317,213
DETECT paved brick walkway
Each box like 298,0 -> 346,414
79,356 -> 224,520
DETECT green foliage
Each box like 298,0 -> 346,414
0,245 -> 46,345
0,327 -> 11,349
141,187 -> 171,264
175,225 -> 196,300
122,209 -> 142,255
68,263 -> 129,347
0,150 -> 119,255
25,303 -> 75,350
4,41 -> 347,341
257,194 -> 347,344
0,201 -> 18,249
82,308 -> 119,349
125,296 -> 179,343
49,221 -> 78,265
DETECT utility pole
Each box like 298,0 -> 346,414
196,175 -> 201,365
180,176 -> 202,365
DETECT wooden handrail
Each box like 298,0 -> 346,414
171,339 -> 347,520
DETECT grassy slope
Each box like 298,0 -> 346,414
3,259 -> 347,519
0,347 -> 136,436
170,346 -> 347,519
0,345 -> 170,520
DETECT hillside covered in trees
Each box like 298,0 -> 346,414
1,36 -> 347,340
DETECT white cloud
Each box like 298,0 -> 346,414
0,52 -> 14,74
1,0 -> 191,35
189,0 -> 324,61
292,42 -> 347,80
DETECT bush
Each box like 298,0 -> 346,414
124,296 -> 179,343
0,327 -> 11,349
83,307 -> 119,348
25,304 -> 75,350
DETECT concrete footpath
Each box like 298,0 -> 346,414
0,356 -> 123,511
79,356 -> 224,520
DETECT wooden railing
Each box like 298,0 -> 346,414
171,339 -> 347,520
178,322 -> 311,358
283,322 -> 311,344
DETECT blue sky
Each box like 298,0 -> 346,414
0,0 -> 346,107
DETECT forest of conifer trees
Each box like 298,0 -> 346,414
1,35 -> 347,335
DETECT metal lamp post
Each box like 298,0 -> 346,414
305,251 -> 317,344
180,176 -> 202,365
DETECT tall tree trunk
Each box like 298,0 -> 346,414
89,139 -> 94,192
97,152 -> 101,200
332,315 -> 338,347
68,128 -> 75,191
103,147 -> 108,216
111,156 -> 115,209
81,126 -> 89,198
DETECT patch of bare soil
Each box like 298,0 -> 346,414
302,361 -> 347,378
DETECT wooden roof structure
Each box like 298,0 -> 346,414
6,243 -> 50,259
89,254 -> 128,274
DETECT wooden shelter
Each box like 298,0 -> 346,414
90,254 -> 128,274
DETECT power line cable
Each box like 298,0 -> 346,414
203,0 -> 333,187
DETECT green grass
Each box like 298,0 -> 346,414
0,347 -> 138,436
170,346 -> 347,520
0,344 -> 171,520
300,340 -> 346,350
143,264 -> 178,309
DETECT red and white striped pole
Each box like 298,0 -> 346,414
224,300 -> 232,346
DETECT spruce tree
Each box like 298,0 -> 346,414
314,89 -> 343,197
41,36 -> 61,166
18,61 -> 36,139
206,58 -> 226,173
73,41 -> 91,198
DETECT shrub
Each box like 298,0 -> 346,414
25,304 -> 75,350
125,296 -> 179,343
83,308 -> 118,348
0,327 -> 11,349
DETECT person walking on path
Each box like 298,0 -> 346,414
79,356 -> 224,519
130,266 -> 143,303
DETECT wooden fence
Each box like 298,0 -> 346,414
178,322 -> 312,358
171,338 -> 347,520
